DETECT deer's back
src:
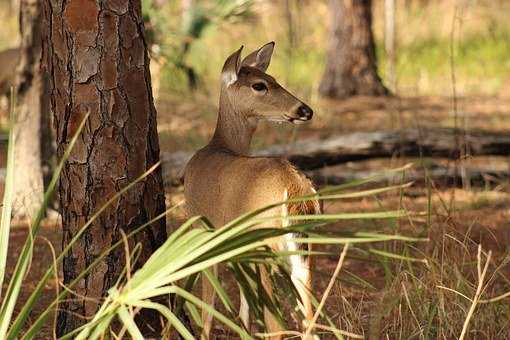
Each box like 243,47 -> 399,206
184,147 -> 319,227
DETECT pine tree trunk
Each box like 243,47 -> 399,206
319,0 -> 389,98
43,0 -> 167,336
12,0 -> 51,219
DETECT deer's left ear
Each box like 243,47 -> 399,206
241,41 -> 275,72
222,45 -> 244,86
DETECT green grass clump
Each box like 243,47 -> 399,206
377,29 -> 510,95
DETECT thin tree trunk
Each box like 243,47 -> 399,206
12,0 -> 51,219
179,0 -> 198,90
43,0 -> 167,336
319,0 -> 389,98
384,0 -> 396,92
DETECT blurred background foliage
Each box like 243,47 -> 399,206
1,0 -> 509,151
1,0 -> 509,97
137,0 -> 510,98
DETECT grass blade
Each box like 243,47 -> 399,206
16,203 -> 180,340
117,305 -> 144,340
134,300 -> 194,340
369,248 -> 428,264
0,112 -> 89,339
172,287 -> 253,339
203,268 -> 235,314
0,89 -> 16,299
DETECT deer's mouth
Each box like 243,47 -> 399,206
283,114 -> 312,124
281,104 -> 314,124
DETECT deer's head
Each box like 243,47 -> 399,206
220,42 -> 313,124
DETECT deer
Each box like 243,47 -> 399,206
184,42 -> 320,339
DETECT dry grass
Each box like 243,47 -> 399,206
155,72 -> 510,337
161,174 -> 510,339
317,179 -> 510,339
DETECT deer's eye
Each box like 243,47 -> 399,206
251,82 -> 267,92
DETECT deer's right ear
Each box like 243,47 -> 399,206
221,45 -> 243,86
241,41 -> 275,72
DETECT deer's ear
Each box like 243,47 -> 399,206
221,45 -> 243,86
241,41 -> 275,72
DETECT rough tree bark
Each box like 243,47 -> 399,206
43,0 -> 167,336
12,0 -> 52,219
319,0 -> 389,98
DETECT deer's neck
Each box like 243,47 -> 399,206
209,92 -> 257,155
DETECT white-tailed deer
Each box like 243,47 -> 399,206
184,42 -> 320,339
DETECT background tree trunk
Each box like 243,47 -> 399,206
319,0 -> 389,98
12,0 -> 52,219
384,0 -> 396,92
43,0 -> 167,336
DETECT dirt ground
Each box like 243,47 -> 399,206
4,95 -> 510,338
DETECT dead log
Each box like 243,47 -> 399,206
306,165 -> 510,187
259,128 -> 510,170
161,128 -> 510,186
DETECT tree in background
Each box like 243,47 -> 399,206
144,0 -> 254,92
12,0 -> 52,219
43,0 -> 167,336
319,0 -> 389,98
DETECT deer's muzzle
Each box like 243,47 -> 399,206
287,104 -> 313,124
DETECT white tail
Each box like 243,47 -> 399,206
184,42 -> 319,340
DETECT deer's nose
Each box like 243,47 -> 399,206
296,104 -> 313,120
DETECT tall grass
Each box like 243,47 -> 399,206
0,91 -> 16,299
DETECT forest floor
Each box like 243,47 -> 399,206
4,95 -> 510,339
155,95 -> 510,153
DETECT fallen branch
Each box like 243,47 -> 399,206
160,127 -> 510,186
306,165 -> 510,187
